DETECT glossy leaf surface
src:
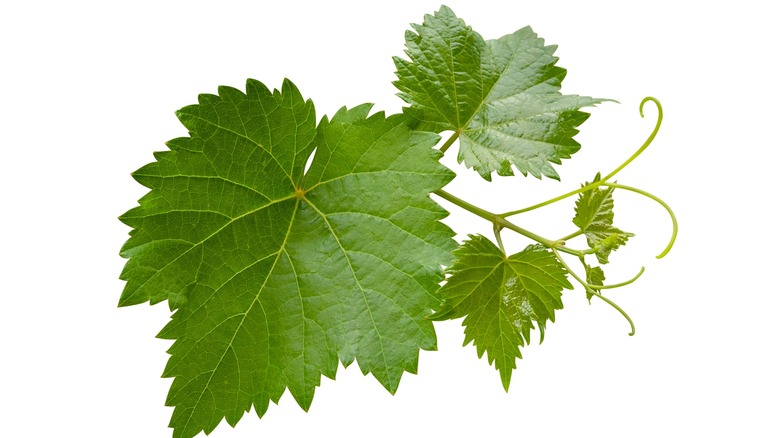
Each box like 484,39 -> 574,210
430,235 -> 571,390
394,5 -> 605,180
573,174 -> 633,263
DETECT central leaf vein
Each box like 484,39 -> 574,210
179,198 -> 301,430
302,197 -> 391,377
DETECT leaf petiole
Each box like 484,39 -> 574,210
493,224 -> 506,254
439,130 -> 460,153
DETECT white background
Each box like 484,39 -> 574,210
2,1 -> 778,436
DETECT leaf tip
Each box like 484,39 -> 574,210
116,294 -> 146,309
280,77 -> 299,93
500,369 -> 512,392
436,4 -> 455,16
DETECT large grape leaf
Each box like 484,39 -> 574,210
393,5 -> 606,180
573,174 -> 633,263
118,79 -> 456,438
430,235 -> 572,391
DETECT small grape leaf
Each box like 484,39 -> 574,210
393,5 -> 607,181
573,174 -> 634,263
118,79 -> 456,438
430,235 -> 572,391
584,263 -> 605,301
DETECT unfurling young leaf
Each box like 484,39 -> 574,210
573,173 -> 634,264
430,235 -> 572,391
393,5 -> 607,181
119,79 -> 456,438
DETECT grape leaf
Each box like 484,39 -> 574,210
118,79 -> 456,438
573,174 -> 633,263
430,235 -> 572,391
393,5 -> 606,181
584,263 -> 605,301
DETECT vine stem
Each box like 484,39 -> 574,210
433,189 -> 583,257
500,97 -> 664,218
429,99 -> 663,339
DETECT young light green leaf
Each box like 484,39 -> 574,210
573,174 -> 634,263
430,235 -> 572,391
119,79 -> 456,438
584,263 -> 605,301
393,5 -> 606,180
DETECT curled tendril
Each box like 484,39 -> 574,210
590,293 -> 636,336
588,266 -> 645,290
600,96 -> 663,182
552,248 -> 636,336
500,96 -> 664,218
602,183 -> 677,259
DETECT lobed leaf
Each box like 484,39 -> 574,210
394,5 -> 607,180
430,235 -> 572,391
119,79 -> 456,438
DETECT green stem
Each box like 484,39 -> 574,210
433,189 -> 582,256
553,248 -> 591,289
558,229 -> 584,242
602,182 -> 677,259
500,97 -> 664,218
590,266 -> 645,290
493,224 -> 506,254
439,130 -> 460,153
591,293 -> 636,336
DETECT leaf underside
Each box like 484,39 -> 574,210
430,235 -> 572,391
394,5 -> 607,181
118,79 -> 456,438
